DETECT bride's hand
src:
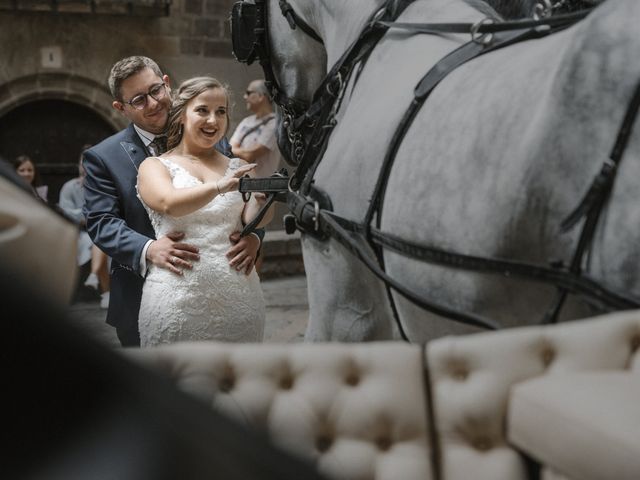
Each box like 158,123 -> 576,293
215,163 -> 256,195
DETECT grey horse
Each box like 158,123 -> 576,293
253,0 -> 640,342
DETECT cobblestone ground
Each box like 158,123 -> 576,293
66,275 -> 309,348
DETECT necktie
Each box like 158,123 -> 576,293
150,135 -> 168,155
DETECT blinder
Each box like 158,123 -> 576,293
231,1 -> 259,64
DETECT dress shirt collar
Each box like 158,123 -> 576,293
133,124 -> 159,148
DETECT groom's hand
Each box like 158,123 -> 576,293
227,231 -> 259,275
147,231 -> 199,276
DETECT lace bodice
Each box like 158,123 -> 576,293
139,157 -> 246,250
137,156 -> 265,346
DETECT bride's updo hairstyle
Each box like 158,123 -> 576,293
166,76 -> 231,150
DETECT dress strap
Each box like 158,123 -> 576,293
156,156 -> 183,177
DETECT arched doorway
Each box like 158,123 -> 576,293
0,100 -> 117,204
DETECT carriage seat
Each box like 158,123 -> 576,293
427,310 -> 640,480
126,342 -> 432,480
127,310 -> 640,480
508,372 -> 640,480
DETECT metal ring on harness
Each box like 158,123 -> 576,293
470,18 -> 494,46
326,71 -> 343,97
312,201 -> 320,232
241,175 -> 252,202
533,0 -> 554,20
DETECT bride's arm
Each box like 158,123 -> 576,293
138,158 -> 257,218
138,158 -> 219,217
242,194 -> 275,228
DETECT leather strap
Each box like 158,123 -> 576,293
278,0 -> 323,43
376,9 -> 590,35
239,169 -> 289,237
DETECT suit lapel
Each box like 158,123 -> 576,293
120,124 -> 149,172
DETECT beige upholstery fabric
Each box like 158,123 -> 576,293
426,311 -> 640,480
541,467 -> 574,480
129,311 -> 640,480
128,342 -> 432,480
509,372 -> 640,480
0,177 -> 77,305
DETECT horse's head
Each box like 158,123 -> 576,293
231,0 -> 327,164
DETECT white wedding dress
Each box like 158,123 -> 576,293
138,157 -> 265,347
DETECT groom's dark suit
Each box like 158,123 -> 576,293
83,124 -> 156,345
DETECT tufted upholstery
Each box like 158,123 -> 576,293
426,310 -> 640,480
127,342 -> 432,480
129,311 -> 640,480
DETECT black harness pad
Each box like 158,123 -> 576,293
231,2 -> 258,63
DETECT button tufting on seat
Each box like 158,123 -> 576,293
375,436 -> 393,451
449,359 -> 468,381
279,375 -> 294,390
541,345 -> 555,367
219,375 -> 235,393
219,364 -> 236,393
472,437 -> 492,451
345,372 -> 360,386
453,369 -> 468,381
315,435 -> 333,453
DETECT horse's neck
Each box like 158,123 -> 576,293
307,0 -> 386,67
310,0 -> 492,68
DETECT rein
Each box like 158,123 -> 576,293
231,0 -> 640,339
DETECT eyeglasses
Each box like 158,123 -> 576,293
123,83 -> 168,110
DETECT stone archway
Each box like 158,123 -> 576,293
0,73 -> 126,204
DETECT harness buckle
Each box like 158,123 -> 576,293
470,17 -> 494,46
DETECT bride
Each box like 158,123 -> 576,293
136,76 -> 273,346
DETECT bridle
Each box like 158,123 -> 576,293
231,0 -> 323,166
231,0 -> 640,339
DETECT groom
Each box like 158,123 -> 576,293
84,56 -> 263,347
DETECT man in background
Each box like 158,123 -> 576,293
230,79 -> 282,179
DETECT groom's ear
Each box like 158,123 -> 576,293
112,100 -> 125,113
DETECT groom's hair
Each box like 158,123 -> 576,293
108,56 -> 163,101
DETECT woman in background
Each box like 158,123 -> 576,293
12,154 -> 47,202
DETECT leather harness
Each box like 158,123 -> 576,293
232,0 -> 640,339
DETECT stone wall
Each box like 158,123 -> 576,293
0,0 -> 303,268
0,0 -> 263,132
